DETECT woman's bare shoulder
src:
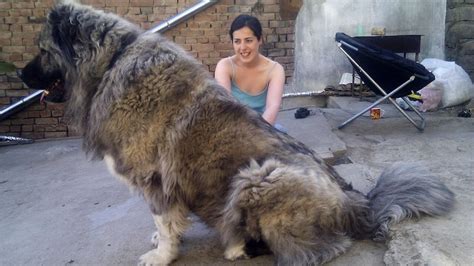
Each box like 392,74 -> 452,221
215,57 -> 233,76
268,59 -> 284,77
217,56 -> 234,68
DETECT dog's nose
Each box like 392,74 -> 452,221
16,69 -> 22,79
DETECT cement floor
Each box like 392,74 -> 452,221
1,97 -> 473,265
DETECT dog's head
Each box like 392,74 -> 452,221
18,2 -> 79,103
19,41 -> 65,103
19,1 -> 139,103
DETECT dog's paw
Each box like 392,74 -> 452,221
151,231 -> 159,248
224,244 -> 249,261
138,249 -> 172,266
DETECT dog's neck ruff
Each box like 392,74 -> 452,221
107,32 -> 139,71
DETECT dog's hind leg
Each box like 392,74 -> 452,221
223,237 -> 248,261
139,205 -> 190,266
219,204 -> 250,261
219,213 -> 249,261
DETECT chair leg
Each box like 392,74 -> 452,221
398,97 -> 425,131
338,95 -> 425,131
338,76 -> 415,130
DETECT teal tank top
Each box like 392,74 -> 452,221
229,57 -> 276,114
231,81 -> 267,113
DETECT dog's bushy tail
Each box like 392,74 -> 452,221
365,162 -> 455,241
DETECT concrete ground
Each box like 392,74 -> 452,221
1,96 -> 473,265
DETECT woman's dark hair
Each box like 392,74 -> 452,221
229,14 -> 263,41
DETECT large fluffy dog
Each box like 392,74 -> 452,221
20,1 -> 455,265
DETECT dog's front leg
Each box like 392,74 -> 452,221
139,205 -> 189,266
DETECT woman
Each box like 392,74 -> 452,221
215,14 -> 285,126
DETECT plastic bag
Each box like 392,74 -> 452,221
418,84 -> 443,112
421,58 -> 474,108
396,98 -> 421,110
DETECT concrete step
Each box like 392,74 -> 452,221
276,108 -> 347,163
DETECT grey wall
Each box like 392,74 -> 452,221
446,0 -> 474,81
292,0 -> 447,93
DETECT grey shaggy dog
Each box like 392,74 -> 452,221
19,1 -> 455,265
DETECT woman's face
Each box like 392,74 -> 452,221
232,26 -> 262,64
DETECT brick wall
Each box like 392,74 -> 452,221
446,0 -> 474,81
0,0 -> 297,139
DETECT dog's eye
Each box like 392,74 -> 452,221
40,48 -> 48,55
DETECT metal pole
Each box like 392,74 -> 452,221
147,0 -> 218,34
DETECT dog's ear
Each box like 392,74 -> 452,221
49,4 -> 78,64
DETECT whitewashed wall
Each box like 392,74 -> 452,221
292,0 -> 446,92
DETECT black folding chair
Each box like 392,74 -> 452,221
335,32 -> 435,131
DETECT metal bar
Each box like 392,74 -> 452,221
282,91 -> 321,98
338,43 -> 390,96
400,96 -> 425,130
0,90 -> 44,121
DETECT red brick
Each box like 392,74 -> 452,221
4,16 -> 29,24
106,0 -> 129,7
45,131 -> 68,138
130,0 -> 154,7
12,2 -> 35,9
185,38 -> 197,44
21,132 -> 44,139
28,104 -> 46,111
236,0 -> 259,4
82,0 -> 107,7
141,7 -> 154,15
6,89 -> 28,97
275,42 -> 294,49
11,118 -> 34,125
264,4 -> 279,13
35,117 -> 57,125
0,2 -> 12,9
158,0 -> 179,6
39,109 -> 52,118
27,111 -> 41,118
10,125 -> 21,132
0,119 -> 11,126
0,97 -> 10,105
0,125 -> 10,133
51,109 -> 64,117
268,49 -> 285,57
274,56 -> 294,64
21,124 -> 35,131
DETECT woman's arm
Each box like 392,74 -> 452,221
262,63 -> 285,125
214,58 -> 232,94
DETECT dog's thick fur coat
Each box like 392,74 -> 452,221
20,2 -> 455,265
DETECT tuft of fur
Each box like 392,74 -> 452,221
367,162 -> 455,241
19,2 -> 456,265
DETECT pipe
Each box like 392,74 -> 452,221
147,0 -> 218,34
0,90 -> 44,121
282,91 -> 322,98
